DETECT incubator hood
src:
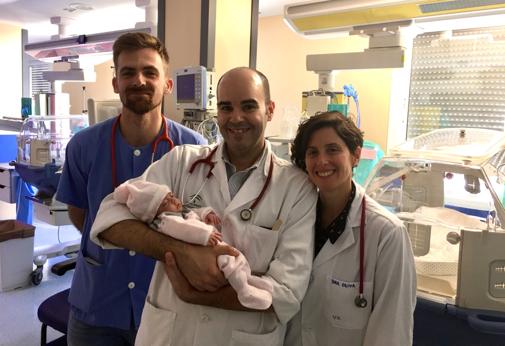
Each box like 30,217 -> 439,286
24,27 -> 151,61
284,0 -> 505,36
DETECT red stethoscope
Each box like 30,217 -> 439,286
355,196 -> 367,308
111,114 -> 174,188
182,146 -> 274,221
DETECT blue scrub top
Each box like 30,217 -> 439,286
56,116 -> 206,330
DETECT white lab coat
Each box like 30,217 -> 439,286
91,142 -> 317,346
285,183 -> 416,346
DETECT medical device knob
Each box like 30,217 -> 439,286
446,232 -> 461,245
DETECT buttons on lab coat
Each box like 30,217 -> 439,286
133,149 -> 141,157
128,282 -> 135,289
129,250 -> 136,256
200,313 -> 210,322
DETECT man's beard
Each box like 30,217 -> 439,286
122,86 -> 160,115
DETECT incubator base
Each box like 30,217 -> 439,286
417,274 -> 457,299
33,201 -> 71,226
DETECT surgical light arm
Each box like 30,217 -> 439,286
306,20 -> 412,78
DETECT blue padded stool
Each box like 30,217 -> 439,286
37,288 -> 70,346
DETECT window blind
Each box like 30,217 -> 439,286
30,61 -> 52,95
407,26 -> 505,139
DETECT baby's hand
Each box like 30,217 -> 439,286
207,230 -> 222,246
205,212 -> 221,227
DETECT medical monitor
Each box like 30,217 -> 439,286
175,66 -> 215,110
87,99 -> 122,125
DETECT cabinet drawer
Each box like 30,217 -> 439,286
0,185 -> 14,203
0,166 -> 18,203
0,167 -> 11,187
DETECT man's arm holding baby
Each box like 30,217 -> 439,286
91,195 -> 236,292
164,252 -> 272,312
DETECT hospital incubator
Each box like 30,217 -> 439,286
14,115 -> 87,211
11,115 -> 87,284
365,128 -> 505,335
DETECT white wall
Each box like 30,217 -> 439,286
0,22 -> 22,116
257,16 -> 394,150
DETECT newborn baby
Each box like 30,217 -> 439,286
154,190 -> 223,246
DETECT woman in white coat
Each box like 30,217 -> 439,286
285,111 -> 417,346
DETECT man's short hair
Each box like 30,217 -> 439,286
113,32 -> 170,73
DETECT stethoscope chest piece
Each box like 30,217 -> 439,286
240,208 -> 253,221
354,294 -> 367,308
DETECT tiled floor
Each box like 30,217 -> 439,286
0,221 -> 80,346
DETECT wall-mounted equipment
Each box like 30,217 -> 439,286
42,58 -> 95,82
306,20 -> 411,73
284,0 -> 505,37
24,27 -> 151,61
175,66 -> 218,143
175,66 -> 216,111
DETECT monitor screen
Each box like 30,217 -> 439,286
177,74 -> 196,103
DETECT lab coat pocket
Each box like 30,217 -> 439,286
241,224 -> 279,273
135,298 -> 176,346
324,276 -> 372,330
230,325 -> 283,346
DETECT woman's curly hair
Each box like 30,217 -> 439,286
291,111 -> 364,171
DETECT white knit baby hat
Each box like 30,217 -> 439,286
114,180 -> 171,223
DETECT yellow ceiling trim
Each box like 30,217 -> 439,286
292,1 -> 505,32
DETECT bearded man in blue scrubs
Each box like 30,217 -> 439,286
56,32 -> 206,345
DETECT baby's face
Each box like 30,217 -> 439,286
157,192 -> 183,214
